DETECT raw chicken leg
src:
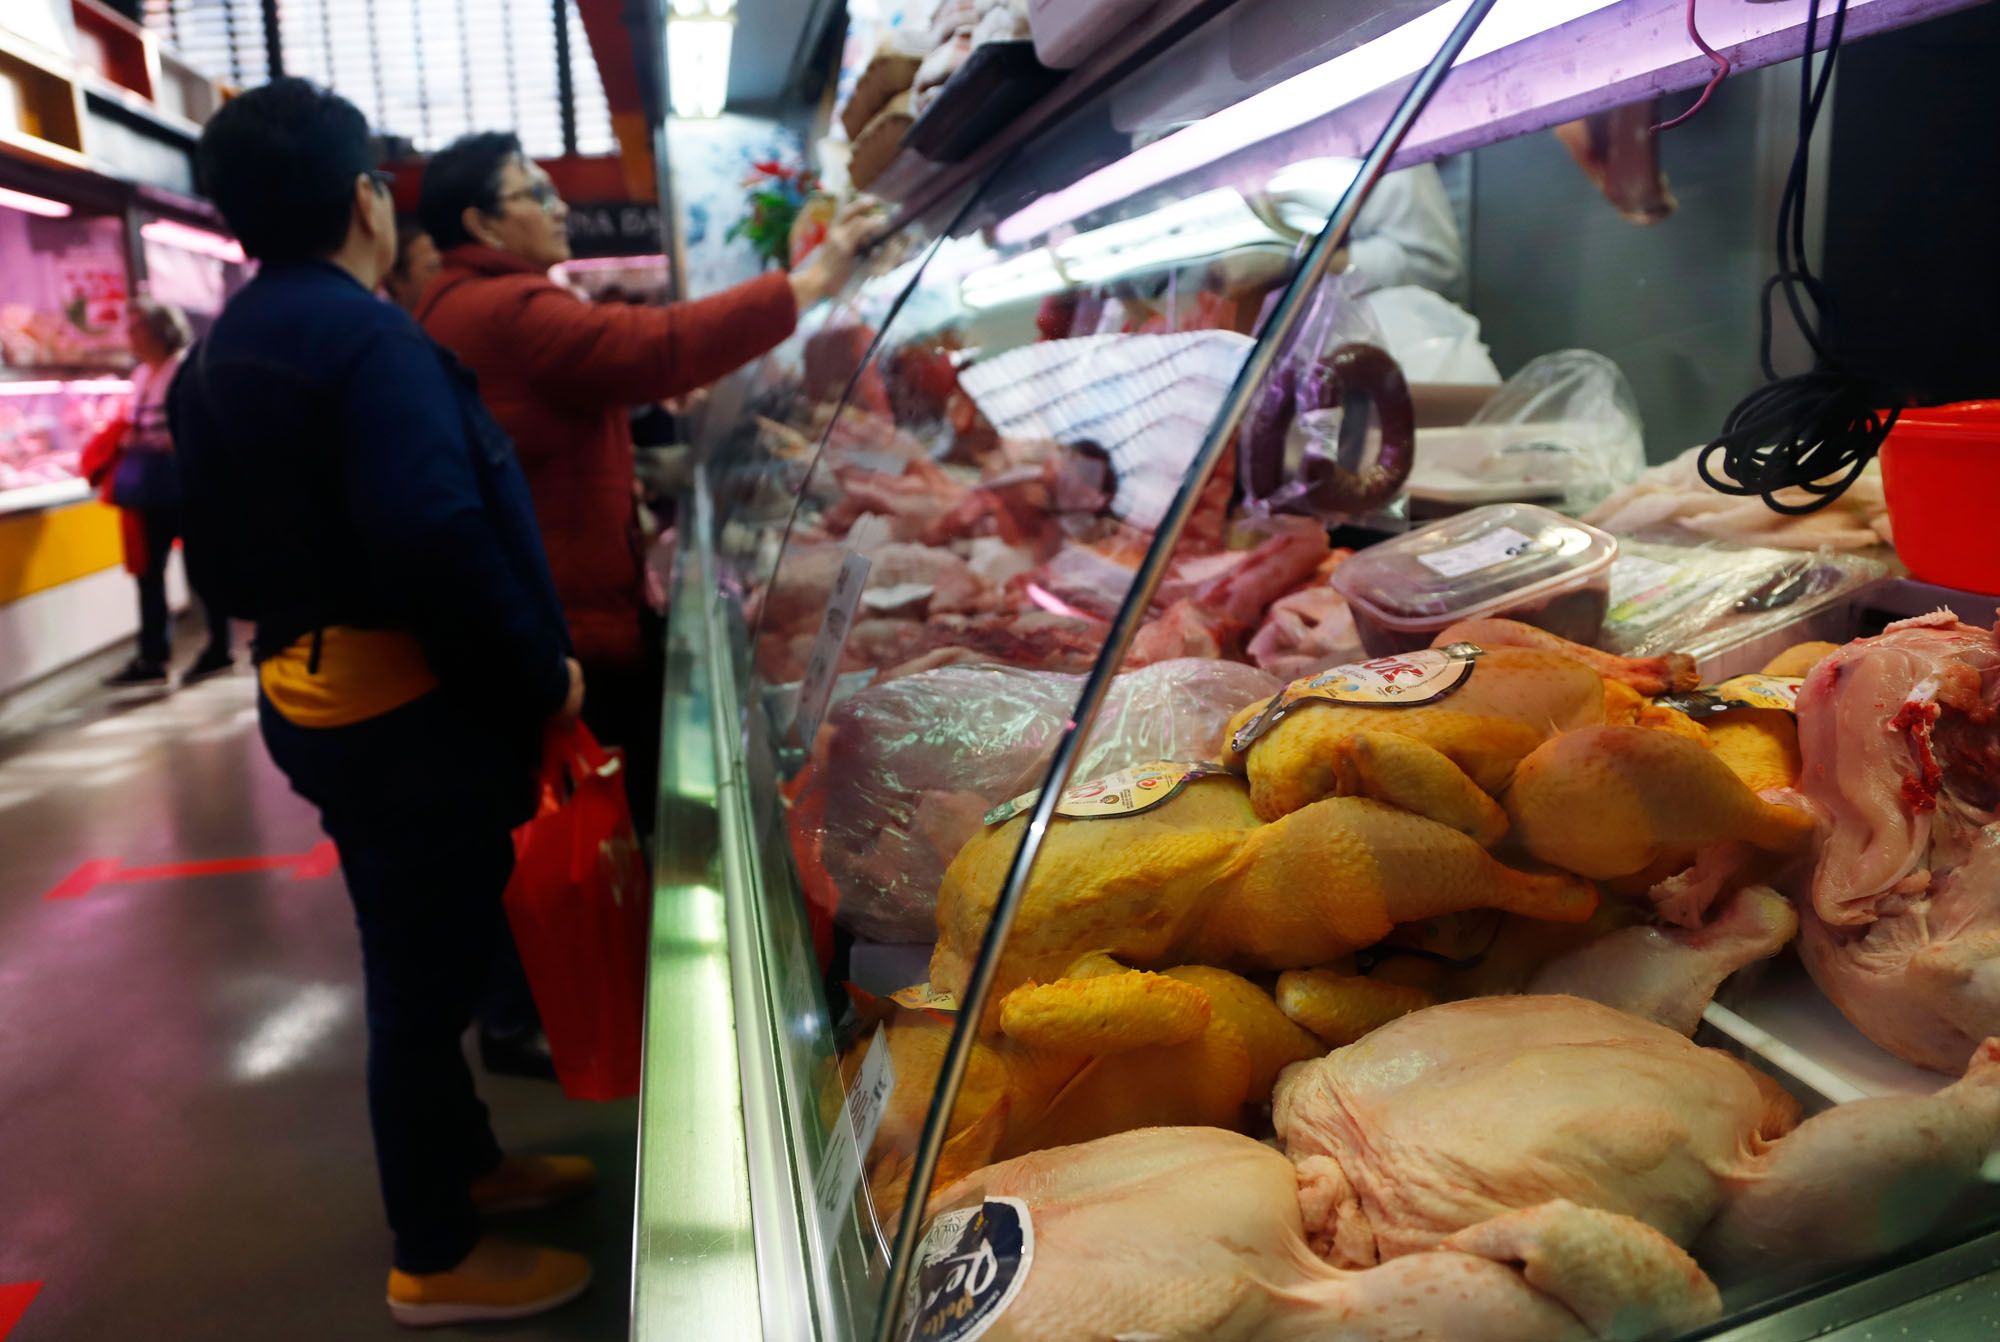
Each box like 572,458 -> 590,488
931,777 -> 1597,1022
1696,1039 -> 2000,1279
1794,613 -> 2000,1072
1275,995 -> 2000,1281
1527,885 -> 1799,1034
1429,618 -> 1697,693
921,1126 -> 1719,1342
1503,725 -> 1813,880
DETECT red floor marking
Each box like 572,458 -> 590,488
0,1282 -> 42,1340
43,840 -> 338,901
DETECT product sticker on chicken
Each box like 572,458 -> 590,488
901,1197 -> 1033,1342
982,761 -> 1231,827
1230,643 -> 1483,754
1653,674 -> 1804,719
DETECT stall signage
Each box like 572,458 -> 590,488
901,1197 -> 1034,1342
1230,643 -> 1483,753
565,201 -> 663,258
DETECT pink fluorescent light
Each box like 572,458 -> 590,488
0,186 -> 73,219
142,219 -> 247,263
0,379 -> 134,397
995,0 -> 1620,245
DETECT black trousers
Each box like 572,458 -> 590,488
134,506 -> 231,666
259,691 -> 533,1272
579,612 -> 665,839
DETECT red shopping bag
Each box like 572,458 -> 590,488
503,721 -> 650,1100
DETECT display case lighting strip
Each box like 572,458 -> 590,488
995,0 -> 1620,246
0,379 -> 133,397
0,186 -> 73,219
140,219 -> 247,263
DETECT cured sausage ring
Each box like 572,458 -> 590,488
1242,342 -> 1415,514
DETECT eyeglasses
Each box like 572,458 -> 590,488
496,181 -> 563,212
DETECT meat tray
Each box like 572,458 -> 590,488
904,40 -> 1065,164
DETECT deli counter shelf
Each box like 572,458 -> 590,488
637,0 -> 2000,1337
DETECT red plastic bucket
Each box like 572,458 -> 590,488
1879,400 -> 2000,595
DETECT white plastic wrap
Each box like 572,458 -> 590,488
792,658 -> 1281,942
1409,350 -> 1644,512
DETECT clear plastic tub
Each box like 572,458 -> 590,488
1331,502 -> 1619,655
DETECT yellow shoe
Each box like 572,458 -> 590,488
470,1153 -> 598,1214
387,1238 -> 592,1328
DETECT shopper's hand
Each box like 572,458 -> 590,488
559,657 -> 585,720
790,198 -> 887,310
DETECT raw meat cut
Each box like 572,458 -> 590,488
1248,583 -> 1361,683
1794,612 -> 2000,1072
922,1126 -> 1720,1342
1274,995 -> 2000,1281
794,659 -> 1278,941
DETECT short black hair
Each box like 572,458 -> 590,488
196,78 -> 374,262
419,131 -> 523,250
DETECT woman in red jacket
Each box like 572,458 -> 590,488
416,132 -> 874,815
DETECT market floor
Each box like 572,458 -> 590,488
0,650 -> 636,1341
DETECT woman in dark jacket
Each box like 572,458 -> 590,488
103,297 -> 234,687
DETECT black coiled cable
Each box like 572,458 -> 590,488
1695,0 -> 1902,514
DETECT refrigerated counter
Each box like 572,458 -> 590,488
633,2 -> 2000,1337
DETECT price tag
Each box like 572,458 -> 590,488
982,761 -> 1230,827
889,982 -> 958,1013
813,1027 -> 896,1248
1654,674 -> 1805,719
839,448 -> 910,476
792,551 -> 872,744
1608,553 -> 1682,608
901,1197 -> 1035,1342
1415,526 -> 1540,578
1230,643 -> 1483,754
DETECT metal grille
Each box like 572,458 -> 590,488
144,0 -> 618,157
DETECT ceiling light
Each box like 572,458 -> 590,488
961,247 -> 1065,310
668,14 -> 734,118
995,0 -> 1619,245
141,218 -> 247,263
0,185 -> 73,218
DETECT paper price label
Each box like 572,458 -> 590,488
792,551 -> 872,745
1416,526 -> 1541,578
812,1027 -> 896,1249
901,1197 -> 1034,1342
1230,643 -> 1483,754
889,982 -> 958,1013
983,761 -> 1228,827
1654,674 -> 1804,719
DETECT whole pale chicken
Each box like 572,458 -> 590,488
1794,612 -> 2000,1072
931,774 -> 1597,1028
920,1126 -> 1721,1342
1275,995 -> 2000,1283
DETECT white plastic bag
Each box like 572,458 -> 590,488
1359,286 -> 1502,385
1408,350 -> 1645,513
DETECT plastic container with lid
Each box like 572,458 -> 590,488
1330,502 -> 1620,655
1879,400 -> 2000,595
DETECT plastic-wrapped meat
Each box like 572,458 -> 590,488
1248,584 -> 1361,683
792,659 -> 1282,941
1795,612 -> 2000,1072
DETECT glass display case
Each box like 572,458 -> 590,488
638,2 -> 2000,1339
0,188 -> 133,512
